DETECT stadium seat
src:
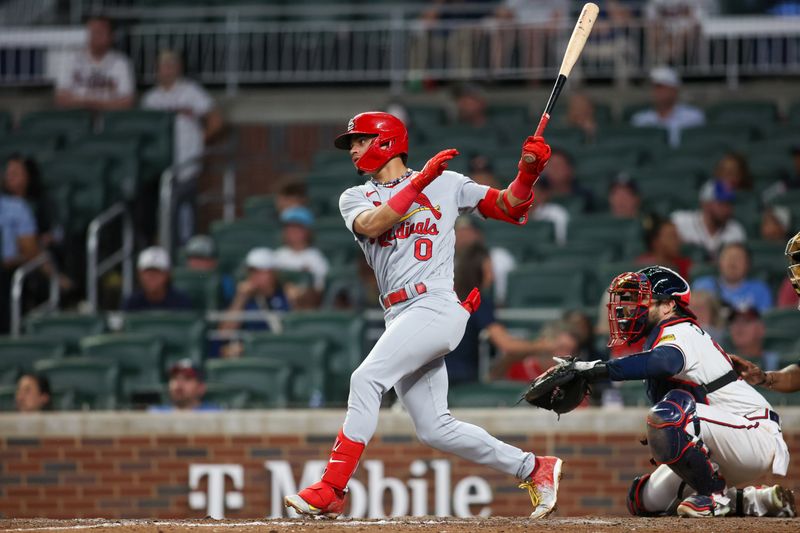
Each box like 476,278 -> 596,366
202,383 -> 250,409
487,104 -> 530,127
282,311 -> 365,403
79,333 -> 164,401
25,313 -> 106,355
500,125 -> 584,147
762,308 -> 800,337
210,219 -> 281,273
171,267 -> 221,311
568,214 -> 641,251
406,105 -> 447,134
638,174 -> 701,213
205,359 -> 291,408
617,380 -> 648,407
0,338 -> 66,383
307,181 -> 346,216
243,195 -> 278,222
19,110 -> 93,145
102,110 -> 173,180
680,124 -> 754,145
121,311 -> 205,370
0,134 -> 59,163
34,357 -> 120,410
789,101 -> 800,125
243,332 -> 329,405
505,264 -> 586,308
40,154 -> 108,235
574,153 -> 640,182
448,381 -> 526,408
622,102 -> 650,122
67,135 -> 142,203
706,101 -> 778,129
0,111 -> 11,136
0,384 -> 15,411
481,221 -> 554,262
596,126 -> 669,159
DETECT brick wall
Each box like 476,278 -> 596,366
0,411 -> 797,519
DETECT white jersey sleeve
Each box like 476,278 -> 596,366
453,172 -> 490,215
339,186 -> 375,240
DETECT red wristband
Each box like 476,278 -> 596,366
509,170 -> 536,200
387,184 -> 420,216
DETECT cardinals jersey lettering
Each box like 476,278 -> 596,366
339,170 -> 489,295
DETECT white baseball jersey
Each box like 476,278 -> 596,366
339,170 -> 489,296
56,50 -> 134,101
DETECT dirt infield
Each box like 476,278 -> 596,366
1,517 -> 797,533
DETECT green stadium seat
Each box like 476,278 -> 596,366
79,333 -> 164,401
680,124 -> 754,145
487,104 -> 530,127
416,126 -> 499,157
505,264 -> 586,308
688,263 -> 717,283
282,311 -> 365,403
66,135 -> 142,203
210,219 -> 281,273
706,101 -> 778,129
622,102 -> 650,122
202,383 -> 250,409
501,125 -> 584,147
749,153 -> 792,184
243,332 -> 328,405
307,181 -> 346,217
641,156 -> 711,180
596,126 -> 669,158
568,214 -> 641,250
102,110 -> 173,180
549,194 -> 589,216
40,154 -> 108,235
0,384 -> 16,411
762,332 -> 798,357
638,174 -> 701,213
0,134 -> 59,164
406,105 -> 447,133
0,111 -> 11,136
789,101 -> 800,125
19,110 -> 93,145
0,338 -> 66,383
121,311 -> 205,370
617,380 -> 648,407
206,358 -> 291,408
592,262 -> 643,301
763,308 -> 800,336
574,153 -> 640,181
536,241 -> 617,265
25,313 -> 106,355
448,381 -> 526,408
243,195 -> 278,222
34,357 -> 120,410
171,267 -> 221,311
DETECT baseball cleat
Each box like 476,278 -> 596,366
768,484 -> 797,518
520,456 -> 563,519
677,494 -> 731,518
284,481 -> 345,518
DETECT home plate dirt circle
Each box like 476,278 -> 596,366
1,517 -> 797,533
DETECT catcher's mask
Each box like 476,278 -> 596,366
607,271 -> 652,347
786,231 -> 800,310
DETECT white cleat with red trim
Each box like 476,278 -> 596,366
519,456 -> 563,519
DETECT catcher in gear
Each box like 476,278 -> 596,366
733,230 -> 800,392
527,265 -> 793,518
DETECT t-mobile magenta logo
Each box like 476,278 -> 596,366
188,464 -> 244,519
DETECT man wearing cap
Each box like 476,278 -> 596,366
149,359 -> 219,412
694,242 -> 773,314
670,180 -> 746,258
273,206 -> 330,294
631,66 -> 705,147
122,246 -> 193,312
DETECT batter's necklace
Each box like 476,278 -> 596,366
371,168 -> 413,187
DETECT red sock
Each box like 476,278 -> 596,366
321,429 -> 366,492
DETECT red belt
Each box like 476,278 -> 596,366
381,283 -> 427,309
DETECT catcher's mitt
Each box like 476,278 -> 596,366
524,357 -> 590,415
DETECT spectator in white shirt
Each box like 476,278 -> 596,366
273,206 -> 330,297
671,179 -> 746,259
530,176 -> 570,246
142,50 -> 224,245
55,15 -> 134,110
631,66 -> 705,147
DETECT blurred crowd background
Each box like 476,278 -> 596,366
1,0 -> 800,414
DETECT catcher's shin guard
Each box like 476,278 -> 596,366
627,474 -> 660,516
646,390 -> 725,496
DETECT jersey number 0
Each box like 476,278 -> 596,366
414,238 -> 433,261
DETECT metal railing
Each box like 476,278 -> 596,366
3,13 -> 800,89
10,251 -> 59,337
86,202 -> 134,313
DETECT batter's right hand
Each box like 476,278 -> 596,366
411,148 -> 459,191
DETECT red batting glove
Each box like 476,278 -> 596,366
388,148 -> 459,216
518,136 -> 551,176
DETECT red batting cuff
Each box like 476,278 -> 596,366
509,170 -> 536,201
387,184 -> 420,216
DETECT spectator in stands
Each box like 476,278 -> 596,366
566,92 -> 598,141
454,216 -> 516,305
142,50 -> 224,245
15,373 -> 51,412
777,277 -> 800,309
644,2 -> 716,66
122,246 -> 193,312
762,145 -> 800,203
694,242 -> 773,314
492,0 -> 568,76
493,322 -> 582,382
3,155 -> 53,244
530,176 -> 570,246
692,290 -> 726,340
183,235 -> 235,302
540,148 -> 594,212
149,359 -> 219,412
0,189 -> 39,333
447,243 -> 560,385
55,15 -> 134,110
728,306 -> 780,371
631,66 -> 705,147
760,206 -> 791,243
607,174 -> 641,219
275,180 -> 309,215
671,179 -> 746,258
713,152 -> 753,191
273,207 -> 329,305
636,214 -> 691,280
453,83 -> 489,128
219,247 -> 290,337
563,309 -> 606,362
468,155 -> 500,188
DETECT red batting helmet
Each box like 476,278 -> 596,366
334,112 -> 408,174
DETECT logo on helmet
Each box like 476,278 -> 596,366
347,118 -> 355,132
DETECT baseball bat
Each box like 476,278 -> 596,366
522,2 -> 599,164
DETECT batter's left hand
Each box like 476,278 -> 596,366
412,148 -> 459,191
519,136 -> 551,176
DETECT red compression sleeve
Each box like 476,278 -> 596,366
387,183 -> 420,216
508,170 -> 537,201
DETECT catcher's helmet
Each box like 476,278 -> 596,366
334,111 -> 408,174
607,265 -> 693,347
786,231 -> 800,310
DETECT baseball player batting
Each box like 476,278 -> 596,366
535,266 -> 794,518
284,112 -> 561,518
